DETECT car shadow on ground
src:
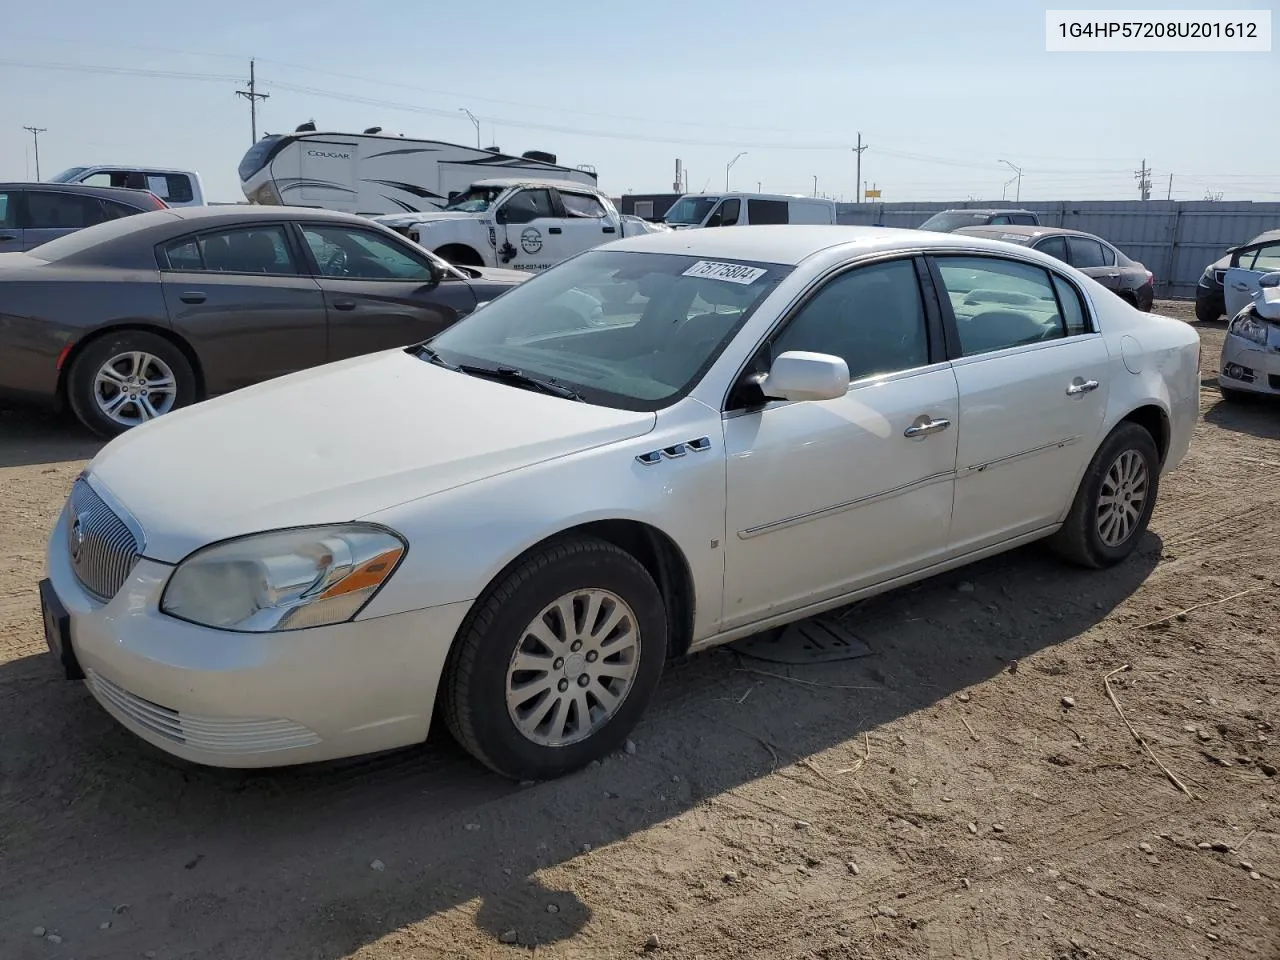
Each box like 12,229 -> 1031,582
1201,385 -> 1280,441
0,403 -> 103,469
0,532 -> 1162,959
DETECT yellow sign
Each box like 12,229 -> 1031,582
864,189 -> 881,199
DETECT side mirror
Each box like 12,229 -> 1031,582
760,351 -> 849,402
427,259 -> 446,283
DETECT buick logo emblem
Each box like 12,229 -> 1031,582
69,515 -> 85,563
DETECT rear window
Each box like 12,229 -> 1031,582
921,211 -> 991,232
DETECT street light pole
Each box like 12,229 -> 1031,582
998,159 -> 1023,203
813,175 -> 818,197
459,108 -> 481,148
726,152 -> 746,191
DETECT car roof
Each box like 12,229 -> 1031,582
930,208 -> 1035,215
469,177 -> 597,191
159,204 -> 381,226
955,225 -> 1106,241
607,224 -> 994,266
0,181 -> 159,201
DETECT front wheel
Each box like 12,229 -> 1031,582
1048,422 -> 1160,569
1195,299 -> 1221,323
66,331 -> 197,437
442,537 -> 668,780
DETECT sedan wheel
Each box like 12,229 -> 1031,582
444,536 -> 667,780
67,331 -> 196,437
1049,421 -> 1160,568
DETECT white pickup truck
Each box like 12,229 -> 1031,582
375,178 -> 666,272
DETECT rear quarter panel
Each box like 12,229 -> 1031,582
0,265 -> 168,403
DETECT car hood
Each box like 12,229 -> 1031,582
85,350 -> 656,562
467,265 -> 529,283
377,212 -> 481,227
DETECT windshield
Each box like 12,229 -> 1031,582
664,197 -> 720,226
238,134 -> 285,182
444,186 -> 506,212
920,211 -> 992,232
425,249 -> 791,410
47,167 -> 89,183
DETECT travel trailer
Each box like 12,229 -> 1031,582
662,192 -> 838,229
238,126 -> 598,216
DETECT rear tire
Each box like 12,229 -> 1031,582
442,536 -> 668,781
1048,422 -> 1160,569
1195,299 -> 1220,323
66,331 -> 196,438
434,244 -> 484,267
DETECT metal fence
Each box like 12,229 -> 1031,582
836,200 -> 1280,298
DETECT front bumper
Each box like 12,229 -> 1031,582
1219,333 -> 1280,395
45,506 -> 471,768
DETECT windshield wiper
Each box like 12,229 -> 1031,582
456,363 -> 585,401
415,345 -> 460,370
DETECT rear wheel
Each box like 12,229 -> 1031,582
442,536 -> 668,780
1049,422 -> 1160,569
1195,299 -> 1221,323
434,244 -> 484,267
66,331 -> 196,437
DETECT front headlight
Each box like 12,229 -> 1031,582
1227,310 -> 1270,346
1199,266 -> 1216,286
160,524 -> 406,633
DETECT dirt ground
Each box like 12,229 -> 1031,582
1,301 -> 1276,960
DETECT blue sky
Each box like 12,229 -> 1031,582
1,0 -> 1274,203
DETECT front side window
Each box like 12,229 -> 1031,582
426,249 -> 791,410
162,225 -> 297,275
770,259 -> 929,382
560,191 -> 607,218
989,215 -> 1012,225
1034,235 -> 1068,262
1067,236 -> 1106,269
301,225 -> 434,281
935,256 -> 1067,356
25,190 -> 108,229
707,198 -> 741,227
498,189 -> 555,224
444,186 -> 504,212
1247,242 -> 1280,272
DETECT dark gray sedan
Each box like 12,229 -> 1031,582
0,206 -> 529,436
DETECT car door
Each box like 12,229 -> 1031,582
703,198 -> 742,228
21,189 -> 112,249
493,187 -> 575,271
1224,241 -> 1280,317
0,190 -> 21,252
930,254 -> 1110,555
721,256 -> 959,630
296,221 -> 477,362
554,188 -> 621,254
1066,235 -> 1120,292
158,223 -> 328,393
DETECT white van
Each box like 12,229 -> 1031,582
663,192 -> 837,229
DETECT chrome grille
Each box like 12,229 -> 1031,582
67,478 -> 140,601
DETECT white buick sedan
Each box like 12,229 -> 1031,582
41,226 -> 1201,780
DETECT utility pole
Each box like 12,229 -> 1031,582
235,58 -> 269,145
999,159 -> 1023,203
1167,173 -> 1173,201
459,108 -> 480,148
1134,159 -> 1152,201
853,132 -> 868,202
22,126 -> 46,179
813,175 -> 818,197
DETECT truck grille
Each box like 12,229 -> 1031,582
67,478 -> 141,601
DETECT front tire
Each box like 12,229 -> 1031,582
1195,299 -> 1220,323
442,537 -> 668,780
66,331 -> 196,437
1049,422 -> 1160,569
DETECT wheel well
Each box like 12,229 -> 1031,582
57,324 -> 206,406
434,244 -> 484,267
1118,290 -> 1137,306
1121,404 -> 1170,466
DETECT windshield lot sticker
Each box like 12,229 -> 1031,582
682,261 -> 768,284
520,228 -> 543,254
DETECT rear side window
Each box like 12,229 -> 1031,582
747,199 -> 788,224
934,255 -> 1066,356
148,174 -> 194,204
1067,236 -> 1107,269
1011,214 -> 1037,225
1052,275 -> 1090,336
560,191 -> 607,218
162,225 -> 298,275
988,215 -> 1012,225
25,190 -> 109,229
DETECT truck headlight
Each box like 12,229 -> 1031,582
160,524 -> 406,632
1227,310 -> 1269,346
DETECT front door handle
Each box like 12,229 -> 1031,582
0,234 -> 16,242
179,291 -> 206,304
602,226 -> 617,234
1232,282 -> 1251,291
548,227 -> 562,235
332,300 -> 357,311
1066,379 -> 1100,395
903,416 -> 952,438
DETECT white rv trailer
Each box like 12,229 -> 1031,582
238,128 -> 599,216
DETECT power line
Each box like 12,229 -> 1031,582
235,58 -> 269,145
22,125 -> 46,179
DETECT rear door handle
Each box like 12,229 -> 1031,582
179,291 -> 206,304
1066,379 -> 1100,395
1232,282 -> 1251,291
548,227 -> 562,235
903,417 -> 951,438
602,226 -> 617,234
332,300 -> 357,311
